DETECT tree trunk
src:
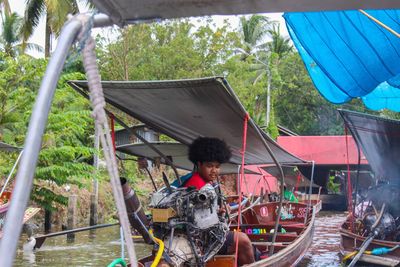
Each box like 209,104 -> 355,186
266,63 -> 271,127
45,15 -> 51,58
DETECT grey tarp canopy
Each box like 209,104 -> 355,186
261,166 -> 319,188
339,109 -> 400,183
0,142 -> 21,152
90,0 -> 400,26
116,141 -> 259,174
69,77 -> 305,166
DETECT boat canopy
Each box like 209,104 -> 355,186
90,0 -> 400,26
69,77 -> 305,166
284,10 -> 400,111
117,141 -> 259,174
0,142 -> 21,152
339,109 -> 400,183
261,165 -> 319,188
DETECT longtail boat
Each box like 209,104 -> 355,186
339,110 -> 400,267
1,1 -> 398,266
71,77 -> 317,266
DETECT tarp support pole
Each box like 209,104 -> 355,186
358,9 -> 400,38
304,161 -> 315,224
105,110 -> 181,183
220,77 -> 286,257
0,14 -> 112,267
344,126 -> 354,232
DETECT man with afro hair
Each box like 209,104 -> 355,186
172,137 -> 255,266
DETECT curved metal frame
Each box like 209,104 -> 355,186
0,13 -> 113,267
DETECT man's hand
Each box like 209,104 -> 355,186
219,203 -> 231,217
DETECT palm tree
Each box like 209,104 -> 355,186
239,15 -> 272,57
1,13 -> 22,57
266,24 -> 293,59
0,12 -> 43,57
237,15 -> 275,126
22,0 -> 91,57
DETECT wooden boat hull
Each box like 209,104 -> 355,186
340,217 -> 400,266
140,201 -> 317,267
0,192 -> 40,239
243,202 -> 316,267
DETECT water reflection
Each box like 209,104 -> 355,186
299,211 -> 347,267
14,212 -> 346,266
14,225 -> 151,266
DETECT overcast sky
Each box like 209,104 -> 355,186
10,0 -> 287,58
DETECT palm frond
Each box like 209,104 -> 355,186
22,0 -> 46,43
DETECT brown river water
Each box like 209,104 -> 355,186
13,211 -> 346,266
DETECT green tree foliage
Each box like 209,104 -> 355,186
0,53 -> 95,210
273,53 -> 347,135
32,72 -> 95,210
98,19 -> 241,81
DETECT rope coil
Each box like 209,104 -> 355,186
78,14 -> 137,267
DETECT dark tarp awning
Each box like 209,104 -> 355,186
339,109 -> 400,182
90,0 -> 400,26
261,165 -> 319,188
69,77 -> 305,166
116,141 -> 259,174
0,142 -> 22,152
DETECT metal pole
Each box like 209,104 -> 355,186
304,161 -> 315,224
0,13 -> 112,266
220,78 -> 287,256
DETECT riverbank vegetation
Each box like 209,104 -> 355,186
0,7 -> 399,229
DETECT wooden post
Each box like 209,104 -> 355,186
67,195 -> 77,241
89,194 -> 98,226
44,209 -> 52,233
90,125 -> 99,226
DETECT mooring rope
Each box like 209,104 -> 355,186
77,14 -> 137,267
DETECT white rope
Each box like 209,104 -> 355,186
78,14 -> 137,267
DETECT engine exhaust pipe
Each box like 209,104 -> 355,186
120,177 -> 152,244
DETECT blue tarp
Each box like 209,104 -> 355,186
284,10 -> 400,111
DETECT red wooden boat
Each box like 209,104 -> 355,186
0,192 -> 40,239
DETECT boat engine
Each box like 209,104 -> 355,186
363,212 -> 396,240
149,183 -> 228,266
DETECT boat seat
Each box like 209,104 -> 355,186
252,241 -> 291,246
206,255 -> 235,267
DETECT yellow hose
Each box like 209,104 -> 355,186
342,251 -> 358,262
343,250 -> 372,262
149,230 -> 164,267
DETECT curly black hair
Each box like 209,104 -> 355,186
188,137 -> 232,164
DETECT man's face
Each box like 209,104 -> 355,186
197,161 -> 221,182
